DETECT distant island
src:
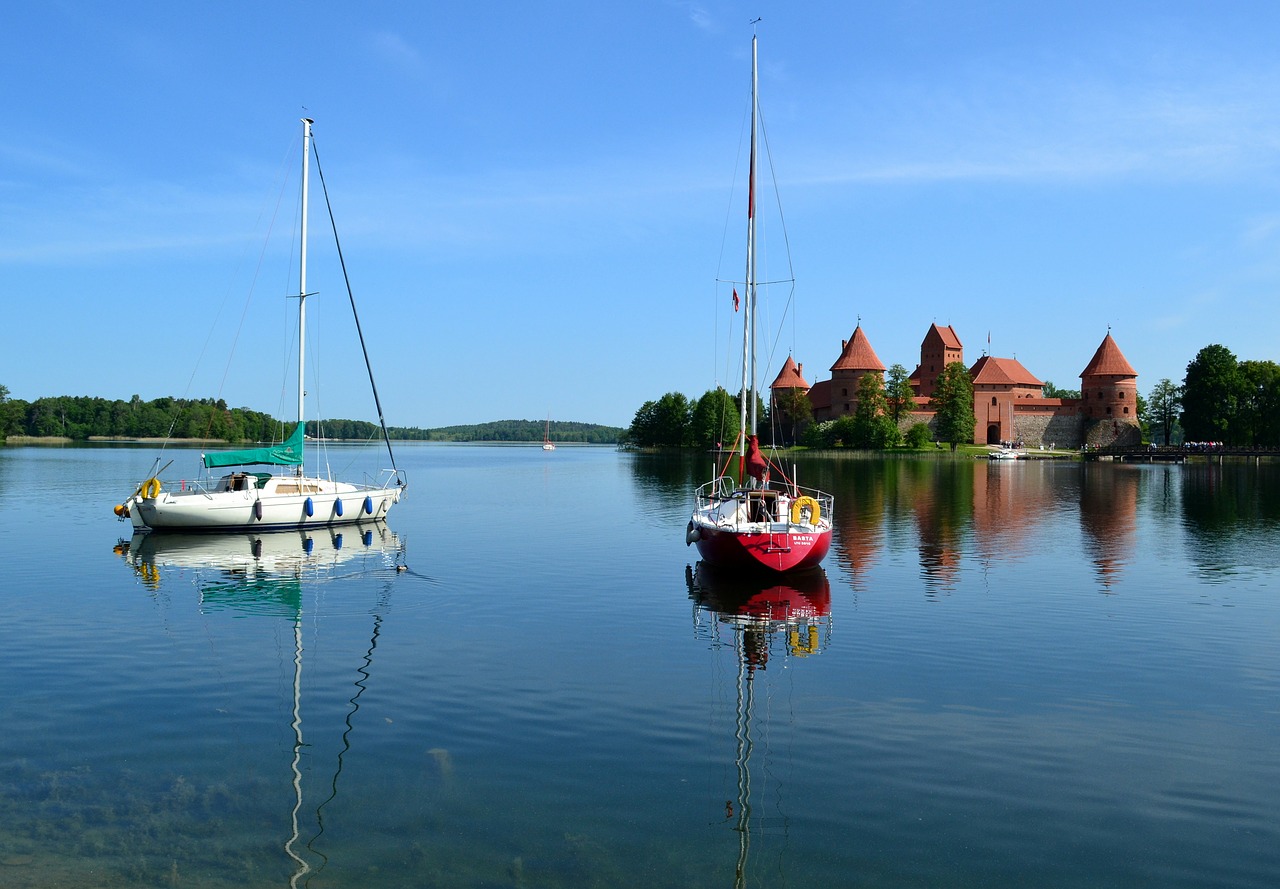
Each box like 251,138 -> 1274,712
0,391 -> 623,445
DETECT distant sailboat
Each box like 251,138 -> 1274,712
543,416 -> 556,451
114,119 -> 406,531
686,35 -> 833,573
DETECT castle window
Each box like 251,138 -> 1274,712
1119,391 -> 1125,398
991,396 -> 997,405
841,388 -> 847,397
1106,406 -> 1112,415
1124,406 -> 1129,414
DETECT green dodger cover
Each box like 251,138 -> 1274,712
203,423 -> 305,468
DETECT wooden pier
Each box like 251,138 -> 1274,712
1084,445 -> 1280,463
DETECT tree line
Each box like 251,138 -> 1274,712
0,391 -> 282,442
0,387 -> 622,444
624,362 -> 979,452
387,419 -> 622,443
626,342 -> 1280,451
1148,344 -> 1280,446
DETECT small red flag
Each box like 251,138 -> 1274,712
732,288 -> 740,312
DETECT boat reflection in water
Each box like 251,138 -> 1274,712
113,526 -> 406,886
115,524 -> 405,606
685,562 -> 832,888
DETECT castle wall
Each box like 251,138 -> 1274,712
1013,413 -> 1085,448
1083,418 -> 1143,448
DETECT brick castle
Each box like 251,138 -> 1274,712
770,323 -> 1141,448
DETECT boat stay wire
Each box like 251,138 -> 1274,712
310,137 -> 401,481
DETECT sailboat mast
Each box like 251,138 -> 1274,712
748,34 -> 758,440
738,35 -> 759,483
298,118 -> 313,429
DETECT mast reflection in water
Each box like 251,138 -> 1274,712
686,562 -> 831,888
114,526 -> 406,885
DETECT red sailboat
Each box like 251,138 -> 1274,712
686,35 -> 833,574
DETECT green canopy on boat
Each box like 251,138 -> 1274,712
203,423 -> 305,469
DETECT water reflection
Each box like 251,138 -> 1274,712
115,525 -> 404,599
1080,464 -> 1139,592
656,455 -> 1165,595
1180,462 -> 1280,580
626,451 -> 708,518
685,563 -> 831,887
112,526 -> 405,886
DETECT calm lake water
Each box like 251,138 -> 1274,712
1,444 -> 1278,888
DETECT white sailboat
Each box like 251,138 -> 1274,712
114,119 -> 406,532
686,35 -> 834,573
542,416 -> 556,451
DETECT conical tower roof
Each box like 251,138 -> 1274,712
1080,333 -> 1137,378
770,355 -> 810,390
830,325 -> 886,372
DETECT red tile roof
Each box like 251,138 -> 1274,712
830,325 -> 886,372
770,355 -> 811,390
1079,333 -> 1138,378
807,379 -> 832,411
925,323 -> 963,350
969,355 -> 1044,388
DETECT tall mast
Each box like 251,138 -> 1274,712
298,118 -> 313,428
738,35 -> 759,482
748,34 -> 758,439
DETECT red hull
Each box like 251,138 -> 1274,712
693,525 -> 831,574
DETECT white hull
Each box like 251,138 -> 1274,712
125,475 -> 401,532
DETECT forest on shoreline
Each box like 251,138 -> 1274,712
0,390 -> 623,445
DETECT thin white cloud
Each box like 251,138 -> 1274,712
667,0 -> 715,32
366,31 -> 426,78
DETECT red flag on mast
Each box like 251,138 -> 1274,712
732,288 -> 740,312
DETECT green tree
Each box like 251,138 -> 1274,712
770,386 -> 812,446
1239,359 -> 1280,447
801,419 -> 836,449
851,372 -> 900,449
1146,378 -> 1182,445
904,422 -> 933,448
829,415 -> 858,448
1181,344 -> 1245,443
0,385 -> 17,439
1042,380 -> 1081,399
627,400 -> 659,447
655,391 -> 694,447
933,361 -> 975,451
690,387 -> 738,451
884,363 -> 917,423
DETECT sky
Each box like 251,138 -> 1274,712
4,1 -> 1280,430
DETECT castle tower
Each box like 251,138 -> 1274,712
769,355 -> 810,393
909,323 -> 964,401
829,325 -> 886,418
1079,332 -> 1140,446
969,355 -> 1044,444
769,355 -> 812,445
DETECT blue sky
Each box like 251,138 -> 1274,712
4,1 -> 1280,429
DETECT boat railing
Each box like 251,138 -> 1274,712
694,477 -> 833,528
365,468 -> 408,490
